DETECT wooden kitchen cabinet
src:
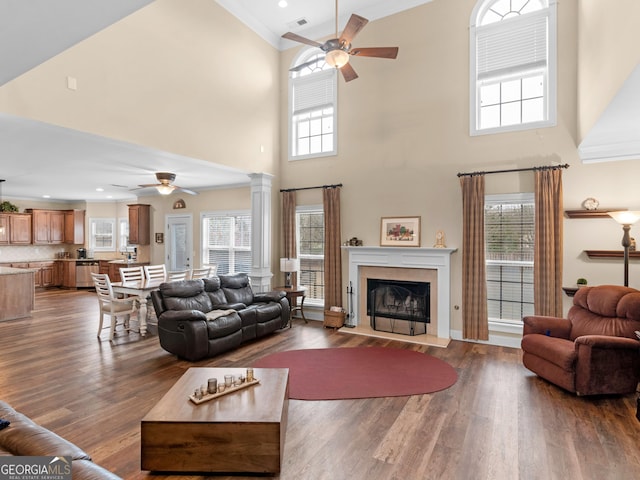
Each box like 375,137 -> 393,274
59,261 -> 76,288
0,215 -> 8,244
28,209 -> 65,244
28,262 -> 56,288
0,214 -> 33,244
64,209 -> 85,244
128,204 -> 150,245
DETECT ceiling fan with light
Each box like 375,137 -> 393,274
283,0 -> 399,82
137,172 -> 198,196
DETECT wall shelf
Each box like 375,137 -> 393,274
584,250 -> 640,259
565,209 -> 627,219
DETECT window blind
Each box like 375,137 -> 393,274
476,10 -> 548,81
292,70 -> 336,116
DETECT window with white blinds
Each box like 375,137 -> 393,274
296,206 -> 325,306
470,0 -> 556,135
289,49 -> 337,160
485,193 -> 535,324
89,218 -> 115,252
202,212 -> 251,275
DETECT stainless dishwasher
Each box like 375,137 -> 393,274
76,260 -> 100,287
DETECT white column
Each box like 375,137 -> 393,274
249,173 -> 273,292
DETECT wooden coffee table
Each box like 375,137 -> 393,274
141,367 -> 289,474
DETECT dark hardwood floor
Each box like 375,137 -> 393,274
1,288 -> 638,479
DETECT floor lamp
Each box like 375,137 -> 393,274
608,211 -> 640,287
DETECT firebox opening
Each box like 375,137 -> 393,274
367,278 -> 430,336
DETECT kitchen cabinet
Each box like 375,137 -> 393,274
64,209 -> 85,245
0,214 -> 32,244
128,204 -> 150,245
28,262 -> 56,288
59,261 -> 76,288
28,209 -> 65,244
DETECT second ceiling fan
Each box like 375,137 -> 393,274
282,0 -> 399,82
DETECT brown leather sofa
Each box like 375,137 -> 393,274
0,400 -> 121,479
151,273 -> 290,361
521,285 -> 640,395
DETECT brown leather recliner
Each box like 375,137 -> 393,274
521,285 -> 640,395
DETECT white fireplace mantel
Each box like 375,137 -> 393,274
343,246 -> 457,340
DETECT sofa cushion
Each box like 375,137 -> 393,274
520,334 -> 577,371
220,273 -> 254,306
206,311 -> 242,339
252,302 -> 282,323
160,279 -> 212,313
203,277 -> 227,306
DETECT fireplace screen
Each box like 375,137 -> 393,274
367,278 -> 430,336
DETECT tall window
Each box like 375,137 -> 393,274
289,49 -> 337,160
297,207 -> 324,306
118,218 -> 129,251
470,0 -> 557,135
202,212 -> 251,275
89,218 -> 115,252
485,193 -> 535,324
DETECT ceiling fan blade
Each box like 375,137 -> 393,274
340,14 -> 368,45
137,184 -> 159,188
174,186 -> 198,196
290,59 -> 320,72
282,32 -> 323,48
350,47 -> 399,59
340,62 -> 359,82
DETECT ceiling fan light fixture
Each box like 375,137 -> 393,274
325,49 -> 350,69
156,184 -> 175,195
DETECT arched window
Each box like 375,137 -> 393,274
470,0 -> 557,135
288,49 -> 338,160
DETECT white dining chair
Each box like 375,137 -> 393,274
167,270 -> 189,282
119,266 -> 144,283
92,273 -> 137,342
190,267 -> 212,280
144,264 -> 167,281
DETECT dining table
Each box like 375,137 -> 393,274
111,277 -> 165,336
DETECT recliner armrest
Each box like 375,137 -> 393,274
575,335 -> 640,350
523,315 -> 571,339
158,309 -> 207,322
253,291 -> 286,303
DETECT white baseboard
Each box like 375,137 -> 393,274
450,329 -> 522,349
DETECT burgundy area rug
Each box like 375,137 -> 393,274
252,347 -> 457,400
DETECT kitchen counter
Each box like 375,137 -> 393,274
0,267 -> 35,321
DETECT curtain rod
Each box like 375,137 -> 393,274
280,183 -> 343,193
457,163 -> 569,178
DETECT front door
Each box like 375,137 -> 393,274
167,215 -> 193,271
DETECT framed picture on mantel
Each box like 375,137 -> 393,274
380,216 -> 421,247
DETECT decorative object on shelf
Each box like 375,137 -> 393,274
380,216 -> 421,247
608,210 -> 640,287
280,258 -> 299,288
155,232 -> 164,244
582,197 -> 599,210
631,238 -> 636,252
189,377 -> 260,405
173,198 -> 186,209
347,237 -> 363,246
434,230 -> 446,248
576,278 -> 588,287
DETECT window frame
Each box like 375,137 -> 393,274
484,192 -> 535,329
89,218 -> 116,252
470,0 -> 557,136
288,49 -> 338,161
296,205 -> 325,307
201,210 -> 252,275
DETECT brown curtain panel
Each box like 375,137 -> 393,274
534,169 -> 563,317
323,186 -> 342,309
282,191 -> 297,286
460,175 -> 488,340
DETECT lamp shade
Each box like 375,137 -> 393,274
325,49 -> 350,69
608,211 -> 640,225
280,258 -> 300,272
156,184 -> 175,195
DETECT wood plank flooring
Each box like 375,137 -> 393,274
0,288 -> 638,479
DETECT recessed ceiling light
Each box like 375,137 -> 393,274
278,0 -> 288,8
42,195 -> 50,198
96,187 -> 104,192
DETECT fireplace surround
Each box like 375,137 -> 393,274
344,246 -> 456,344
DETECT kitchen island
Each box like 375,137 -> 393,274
0,266 -> 36,321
